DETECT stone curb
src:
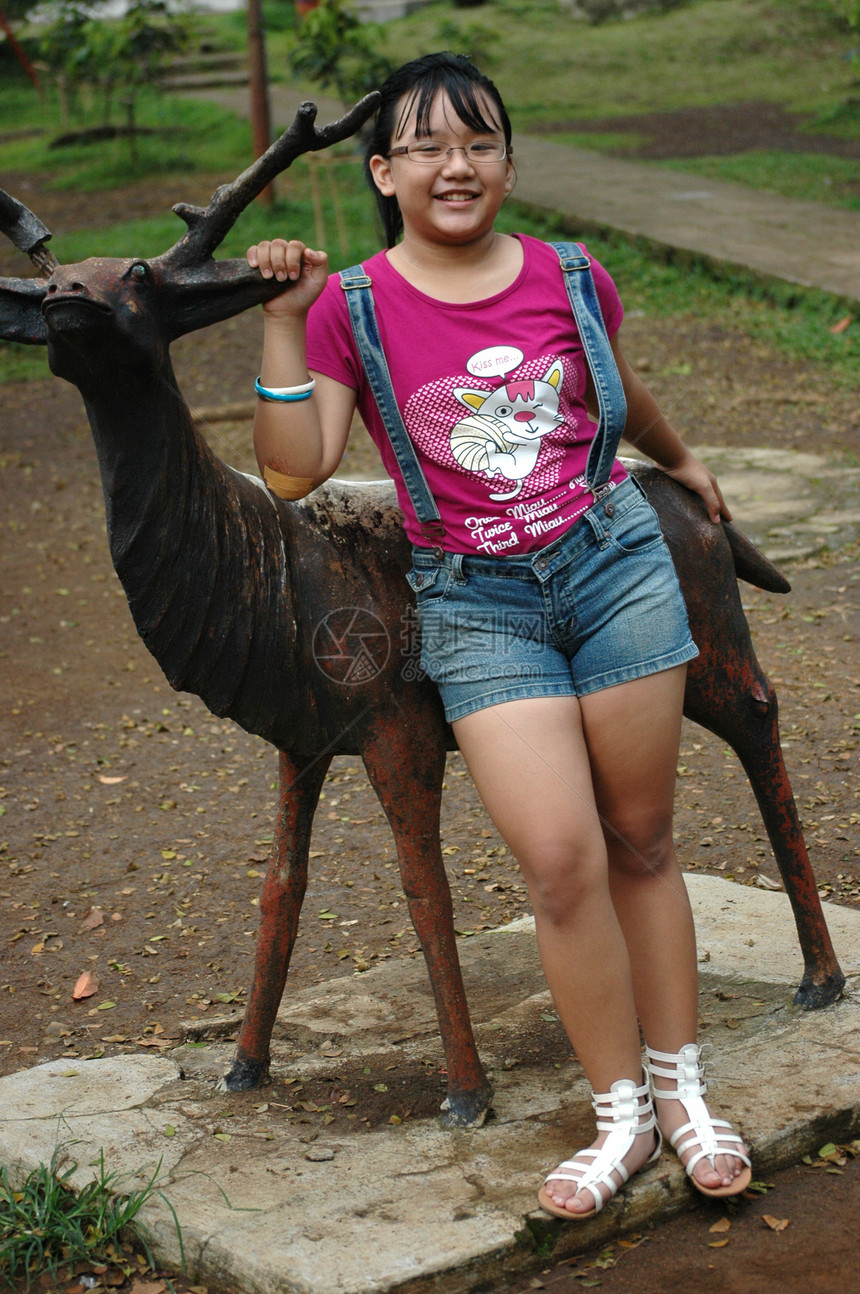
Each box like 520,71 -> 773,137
1,878 -> 859,1294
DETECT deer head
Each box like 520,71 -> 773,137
0,96 -> 379,388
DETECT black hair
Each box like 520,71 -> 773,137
364,52 -> 513,249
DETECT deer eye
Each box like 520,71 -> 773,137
128,262 -> 150,282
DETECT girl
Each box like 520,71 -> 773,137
246,51 -> 751,1218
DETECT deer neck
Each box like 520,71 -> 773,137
78,355 -> 198,551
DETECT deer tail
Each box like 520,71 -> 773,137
724,521 -> 791,594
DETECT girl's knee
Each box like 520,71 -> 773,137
519,841 -> 607,925
607,823 -> 675,882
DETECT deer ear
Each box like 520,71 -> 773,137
0,278 -> 48,345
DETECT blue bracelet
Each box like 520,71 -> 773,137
255,376 -> 316,402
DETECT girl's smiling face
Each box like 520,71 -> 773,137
369,89 -> 514,250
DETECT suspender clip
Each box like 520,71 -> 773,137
420,520 -> 447,543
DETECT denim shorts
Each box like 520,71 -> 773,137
405,476 -> 699,724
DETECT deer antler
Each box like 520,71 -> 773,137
164,94 -> 380,268
0,187 -> 60,278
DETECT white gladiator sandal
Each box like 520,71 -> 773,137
645,1043 -> 752,1198
537,1073 -> 662,1220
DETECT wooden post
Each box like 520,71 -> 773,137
246,0 -> 274,205
0,8 -> 42,94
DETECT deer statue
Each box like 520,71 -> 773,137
0,98 -> 844,1127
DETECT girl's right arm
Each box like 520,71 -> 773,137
247,239 -> 356,497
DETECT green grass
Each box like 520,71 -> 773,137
0,85 -> 254,190
0,1147 -> 181,1289
658,150 -> 860,210
386,0 -> 860,126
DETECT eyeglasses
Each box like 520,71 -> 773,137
387,140 -> 508,164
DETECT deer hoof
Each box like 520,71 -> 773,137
793,971 -> 845,1011
219,1055 -> 269,1091
439,1084 -> 494,1128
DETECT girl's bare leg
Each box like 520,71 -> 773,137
580,666 -> 748,1190
453,695 -> 653,1214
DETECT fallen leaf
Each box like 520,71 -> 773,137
762,1214 -> 790,1232
708,1237 -> 730,1248
98,775 -> 127,785
829,315 -> 852,334
72,971 -> 99,1000
710,1218 -> 731,1234
80,907 -> 104,930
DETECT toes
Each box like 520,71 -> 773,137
692,1153 -> 746,1189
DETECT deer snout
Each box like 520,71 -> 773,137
42,277 -> 111,318
47,278 -> 89,298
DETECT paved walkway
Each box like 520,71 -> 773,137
195,85 -> 860,303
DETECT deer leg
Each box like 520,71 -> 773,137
223,749 -> 330,1090
687,672 -> 844,1009
362,729 -> 493,1127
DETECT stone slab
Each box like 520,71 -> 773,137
2,878 -> 859,1294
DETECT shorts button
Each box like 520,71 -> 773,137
604,501 -> 616,518
414,573 -> 424,586
432,546 -> 444,560
536,555 -> 549,570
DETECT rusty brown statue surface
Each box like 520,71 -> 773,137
0,99 -> 844,1128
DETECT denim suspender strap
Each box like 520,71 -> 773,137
549,241 -> 627,492
339,266 -> 446,543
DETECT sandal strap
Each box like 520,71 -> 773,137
644,1042 -> 750,1180
645,1042 -> 707,1099
542,1073 -> 660,1216
671,1122 -> 752,1172
592,1074 -> 656,1137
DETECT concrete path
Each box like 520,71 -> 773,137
2,877 -> 859,1293
194,85 -> 860,303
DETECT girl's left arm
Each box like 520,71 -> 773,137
609,331 -> 731,524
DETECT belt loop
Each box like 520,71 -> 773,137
582,501 -> 610,549
451,552 -> 465,582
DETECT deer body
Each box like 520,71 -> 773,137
0,107 -> 843,1125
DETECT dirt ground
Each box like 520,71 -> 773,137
532,98 -> 860,165
1,105 -> 859,1293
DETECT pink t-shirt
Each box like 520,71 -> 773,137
306,234 -> 628,555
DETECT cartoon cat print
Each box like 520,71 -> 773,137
451,359 -> 566,501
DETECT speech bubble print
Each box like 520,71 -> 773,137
466,346 -> 524,380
